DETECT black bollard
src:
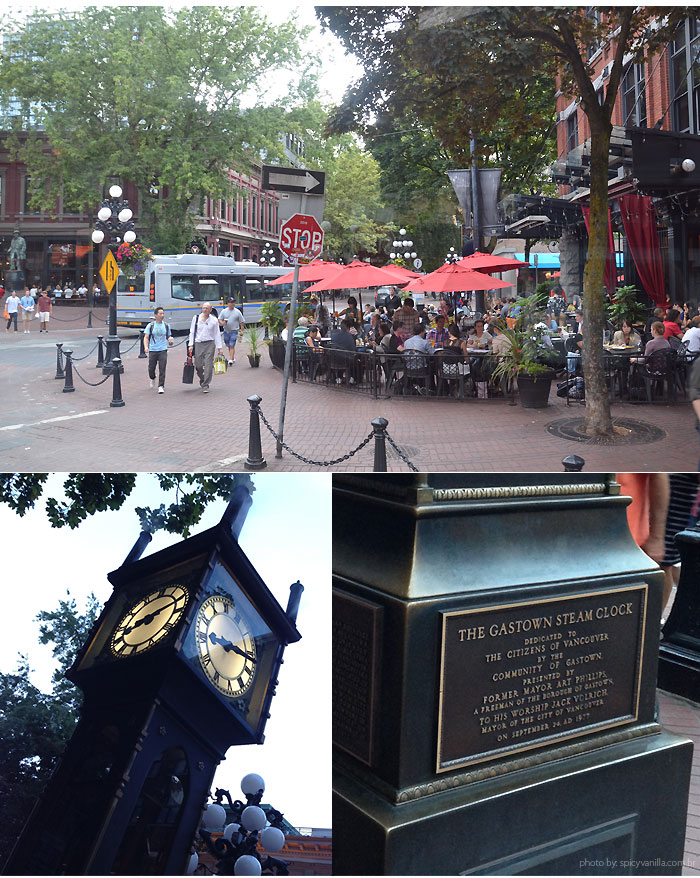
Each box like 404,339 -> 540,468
110,358 -> 125,408
372,417 -> 389,472
87,310 -> 93,329
562,454 -> 585,472
96,335 -> 105,368
62,349 -> 75,393
54,343 -> 65,380
244,394 -> 267,470
138,329 -> 147,359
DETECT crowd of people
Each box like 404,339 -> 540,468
2,281 -> 103,334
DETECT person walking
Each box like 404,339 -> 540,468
37,288 -> 53,332
19,287 -> 35,333
5,290 -> 20,332
188,301 -> 223,393
144,306 -> 174,394
218,297 -> 245,365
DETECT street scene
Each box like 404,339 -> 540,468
0,7 -> 698,472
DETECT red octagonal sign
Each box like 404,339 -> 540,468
279,213 -> 324,263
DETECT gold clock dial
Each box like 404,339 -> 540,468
195,594 -> 257,697
111,585 -> 189,657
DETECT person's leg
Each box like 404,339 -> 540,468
200,341 -> 215,390
229,334 -> 237,363
148,351 -> 158,385
194,345 -> 205,385
11,312 -> 17,331
157,350 -> 167,388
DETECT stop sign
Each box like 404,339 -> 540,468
279,213 -> 324,262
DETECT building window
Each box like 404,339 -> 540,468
252,195 -> 257,230
220,198 -> 226,220
232,197 -> 238,223
670,17 -> 700,133
566,112 -> 579,154
621,63 -> 647,127
242,197 -> 248,226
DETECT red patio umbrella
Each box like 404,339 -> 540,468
303,261 -> 414,293
456,251 -> 531,273
267,260 -> 342,285
401,262 -> 514,294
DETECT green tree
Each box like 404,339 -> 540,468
0,595 -> 100,861
0,473 -> 251,536
317,5 -> 689,436
0,7 -> 308,252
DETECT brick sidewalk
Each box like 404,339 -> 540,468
657,689 -> 700,875
0,326 -> 696,471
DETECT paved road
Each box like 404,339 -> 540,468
0,311 -> 696,472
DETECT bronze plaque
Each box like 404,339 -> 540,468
333,589 -> 383,766
437,584 -> 647,772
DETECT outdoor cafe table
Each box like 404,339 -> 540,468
603,344 -> 642,399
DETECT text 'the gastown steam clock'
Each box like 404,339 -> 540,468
5,480 -> 302,875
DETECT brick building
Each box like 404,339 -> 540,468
501,12 -> 700,308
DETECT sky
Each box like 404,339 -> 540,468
0,473 -> 331,830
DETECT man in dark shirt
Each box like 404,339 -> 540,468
330,318 -> 356,351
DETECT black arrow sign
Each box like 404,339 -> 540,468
262,164 -> 325,196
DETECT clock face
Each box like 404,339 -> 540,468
110,585 -> 189,657
195,594 -> 257,698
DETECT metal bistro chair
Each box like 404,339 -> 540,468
327,346 -> 355,387
400,350 -> 432,396
382,351 -> 405,396
636,349 -> 677,404
668,336 -> 690,397
436,349 -> 469,399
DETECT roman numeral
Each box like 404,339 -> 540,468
202,653 -> 212,666
227,679 -> 234,693
213,671 -> 220,684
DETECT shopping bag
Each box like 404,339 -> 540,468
213,354 -> 228,375
2,310 -> 8,320
182,356 -> 195,384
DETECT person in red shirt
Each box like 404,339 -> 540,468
663,308 -> 683,340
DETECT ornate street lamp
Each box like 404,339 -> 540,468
91,183 -> 136,373
194,774 -> 290,876
259,242 -> 276,265
444,246 -> 460,264
390,227 -> 421,269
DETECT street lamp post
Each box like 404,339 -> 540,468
259,242 -> 276,266
390,227 -> 421,270
91,184 -> 135,373
444,246 -> 460,264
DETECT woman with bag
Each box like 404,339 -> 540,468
187,301 -> 223,393
144,306 -> 174,394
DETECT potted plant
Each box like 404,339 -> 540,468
606,285 -> 647,328
244,326 -> 262,367
260,300 -> 286,369
114,242 -> 154,279
490,294 -> 558,408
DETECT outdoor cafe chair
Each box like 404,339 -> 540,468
400,351 -> 432,396
634,349 -> 677,404
436,350 -> 469,399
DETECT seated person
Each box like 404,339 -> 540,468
632,321 -> 670,363
663,308 -> 683,340
467,319 -> 492,350
427,314 -> 449,348
293,315 -> 310,343
403,323 -> 434,357
330,318 -> 356,352
444,322 -> 468,356
645,307 -> 666,335
612,319 -> 642,348
339,296 -> 360,324
306,324 -> 323,351
490,322 -> 512,356
682,316 -> 700,354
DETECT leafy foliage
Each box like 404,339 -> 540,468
607,285 -> 647,327
0,473 -> 251,536
0,595 -> 100,861
260,300 -> 286,337
0,7 -> 309,251
490,294 -> 558,383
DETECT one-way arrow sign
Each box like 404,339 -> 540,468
262,164 -> 325,196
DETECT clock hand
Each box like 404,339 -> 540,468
208,632 -> 257,663
124,603 -> 168,635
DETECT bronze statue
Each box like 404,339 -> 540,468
8,230 -> 26,271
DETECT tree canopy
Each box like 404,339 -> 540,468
0,6 -> 311,252
0,473 -> 251,536
317,5 -> 690,435
0,594 -> 100,861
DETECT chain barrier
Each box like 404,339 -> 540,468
49,311 -> 91,323
257,406 -> 374,467
384,431 -> 419,472
119,337 -> 141,354
71,361 -> 112,388
68,341 -> 99,362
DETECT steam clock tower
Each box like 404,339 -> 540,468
6,481 -> 302,875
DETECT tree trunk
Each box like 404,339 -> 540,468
582,119 -> 613,437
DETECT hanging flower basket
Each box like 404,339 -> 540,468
115,242 -> 154,278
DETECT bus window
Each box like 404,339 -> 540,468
216,276 -> 236,301
172,277 -> 196,300
243,276 -> 266,303
268,281 -> 292,301
197,277 -> 222,301
117,274 -> 146,293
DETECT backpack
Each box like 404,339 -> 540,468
148,322 -> 171,340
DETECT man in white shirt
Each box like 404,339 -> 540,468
218,297 -> 245,365
77,283 -> 88,298
188,302 -> 223,393
682,316 -> 700,354
5,290 -> 20,332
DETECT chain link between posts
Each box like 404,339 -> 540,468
67,341 -> 99,362
70,361 -> 112,387
385,432 -> 419,472
257,406 -> 374,467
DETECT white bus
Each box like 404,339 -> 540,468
116,254 -> 293,330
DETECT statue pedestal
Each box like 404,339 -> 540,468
5,270 -> 25,291
333,475 -> 693,875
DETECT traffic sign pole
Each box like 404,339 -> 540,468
276,259 -> 300,459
